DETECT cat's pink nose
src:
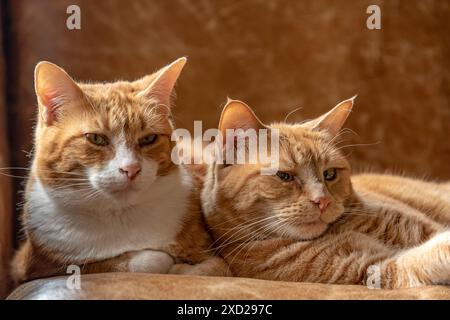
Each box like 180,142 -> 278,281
119,163 -> 141,180
312,196 -> 330,213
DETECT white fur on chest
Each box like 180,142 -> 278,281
27,168 -> 191,262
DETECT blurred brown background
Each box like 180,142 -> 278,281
1,0 -> 449,297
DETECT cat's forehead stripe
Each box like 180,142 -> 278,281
279,132 -> 325,167
81,86 -> 168,134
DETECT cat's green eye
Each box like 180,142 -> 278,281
276,171 -> 294,182
139,134 -> 158,147
85,133 -> 109,146
323,168 -> 337,181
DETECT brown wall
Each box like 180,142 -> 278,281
0,2 -> 12,298
2,0 -> 450,293
7,0 -> 450,180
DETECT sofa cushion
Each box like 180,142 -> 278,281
7,273 -> 450,300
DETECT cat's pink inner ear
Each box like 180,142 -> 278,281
309,96 -> 356,136
35,61 -> 84,125
218,99 -> 265,141
138,57 -> 187,106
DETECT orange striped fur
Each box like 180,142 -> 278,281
202,99 -> 450,289
12,59 -> 227,284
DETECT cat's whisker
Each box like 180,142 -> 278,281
0,171 -> 92,182
321,127 -> 362,157
84,190 -> 103,202
343,212 -> 377,217
344,208 -> 381,215
74,188 -> 103,203
0,167 -> 87,176
51,183 -> 93,193
321,129 -> 353,156
208,215 -> 280,251
284,106 -> 303,122
324,130 -> 348,148
210,219 -> 277,253
223,217 -> 289,258
227,219 -> 288,267
223,225 -> 268,264
0,172 -> 89,181
207,211 -> 264,229
333,141 -> 381,153
342,202 -> 367,207
0,166 -> 126,179
342,150 -> 354,158
206,221 -> 274,253
49,182 -> 90,192
0,172 -> 32,179
339,127 -> 359,138
0,167 -> 31,171
208,215 -> 278,244
241,219 -> 288,262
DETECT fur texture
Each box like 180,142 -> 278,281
12,58 -> 227,284
202,98 -> 450,289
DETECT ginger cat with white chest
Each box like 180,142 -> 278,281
202,98 -> 450,289
12,58 -> 226,284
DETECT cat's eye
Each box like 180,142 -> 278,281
139,134 -> 158,147
276,171 -> 294,182
323,168 -> 337,181
85,133 -> 109,146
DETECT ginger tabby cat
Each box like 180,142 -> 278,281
202,98 -> 450,289
12,58 -> 226,284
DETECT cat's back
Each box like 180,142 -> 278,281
351,173 -> 450,225
352,173 -> 449,199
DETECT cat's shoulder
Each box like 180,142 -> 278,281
351,173 -> 442,191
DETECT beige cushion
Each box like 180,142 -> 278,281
7,273 -> 450,300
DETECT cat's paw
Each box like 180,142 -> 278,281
169,257 -> 231,277
169,263 -> 193,275
128,250 -> 174,274
169,263 -> 219,276
407,230 -> 450,285
427,230 -> 450,256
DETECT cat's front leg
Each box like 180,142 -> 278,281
127,250 -> 174,273
169,256 -> 231,277
376,230 -> 450,288
81,249 -> 174,274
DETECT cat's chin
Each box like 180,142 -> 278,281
277,221 -> 330,241
93,186 -> 145,207
108,186 -> 138,196
108,188 -> 141,200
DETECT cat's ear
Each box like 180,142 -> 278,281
137,57 -> 187,106
304,96 -> 356,136
35,61 -> 84,126
219,99 -> 266,140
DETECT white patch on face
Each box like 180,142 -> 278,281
87,133 -> 158,206
28,167 -> 192,262
299,166 -> 326,201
